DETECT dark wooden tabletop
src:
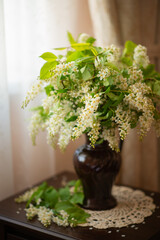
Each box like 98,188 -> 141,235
0,171 -> 160,240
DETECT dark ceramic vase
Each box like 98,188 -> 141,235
73,136 -> 121,210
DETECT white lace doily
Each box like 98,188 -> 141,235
80,186 -> 155,229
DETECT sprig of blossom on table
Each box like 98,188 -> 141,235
15,180 -> 90,227
22,32 -> 160,151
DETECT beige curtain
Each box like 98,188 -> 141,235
0,0 -> 93,201
89,0 -> 160,191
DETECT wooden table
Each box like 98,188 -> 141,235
0,171 -> 160,240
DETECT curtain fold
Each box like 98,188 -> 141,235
0,0 -> 14,200
89,0 -> 160,191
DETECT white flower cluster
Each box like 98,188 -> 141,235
25,204 -> 38,220
78,33 -> 90,43
37,206 -> 53,227
72,94 -> 100,139
46,100 -> 79,149
15,187 -> 38,203
22,80 -> 44,108
25,205 -> 57,227
25,204 -> 75,227
128,67 -> 143,85
52,210 -> 70,227
124,82 -> 152,110
22,36 -> 160,151
42,94 -> 57,112
55,62 -> 75,74
101,127 -> 120,151
133,44 -> 150,68
29,112 -> 47,145
48,61 -> 78,88
139,112 -> 154,137
114,105 -> 132,140
54,61 -> 78,79
58,121 -> 75,150
87,120 -> 101,146
124,82 -> 155,137
105,44 -> 121,62
97,68 -> 110,80
70,81 -> 91,100
114,74 -> 128,90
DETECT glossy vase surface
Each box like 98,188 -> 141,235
73,137 -> 121,210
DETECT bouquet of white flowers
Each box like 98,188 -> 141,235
22,32 -> 160,151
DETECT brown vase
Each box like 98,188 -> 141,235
73,136 -> 121,210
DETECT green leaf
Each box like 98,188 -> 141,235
83,127 -> 91,134
123,40 -> 137,54
80,65 -> 86,74
121,57 -> 133,66
104,76 -> 114,86
66,51 -> 84,62
65,115 -> 78,122
34,190 -> 44,202
40,52 -> 57,62
57,89 -> 68,93
55,200 -> 74,211
145,80 -> 154,90
94,46 -> 104,54
59,187 -> 71,201
40,61 -> 57,80
66,180 -> 77,187
82,70 -> 91,80
67,206 -> 90,224
26,182 -> 48,207
98,110 -> 113,120
142,64 -> 156,78
95,138 -> 104,144
53,47 -> 67,50
107,92 -> 119,100
71,43 -> 91,51
91,47 -> 98,56
112,93 -> 124,106
103,99 -> 113,108
153,81 -> 160,96
86,37 -> 96,44
44,187 -> 59,208
67,31 -> 76,44
45,85 -> 54,95
130,121 -> 138,129
76,56 -> 95,63
26,191 -> 38,208
81,64 -> 94,81
70,192 -> 84,205
105,87 -> 111,94
82,70 -> 92,81
105,62 -> 119,71
74,179 -> 82,193
103,79 -> 110,86
154,110 -> 160,120
121,40 -> 137,66
101,119 -> 112,128
97,99 -> 113,117
122,69 -> 129,78
30,106 -> 44,112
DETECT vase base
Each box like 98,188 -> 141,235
82,195 -> 117,211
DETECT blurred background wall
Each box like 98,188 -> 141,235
0,0 -> 160,201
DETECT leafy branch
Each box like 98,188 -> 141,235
15,179 -> 90,227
